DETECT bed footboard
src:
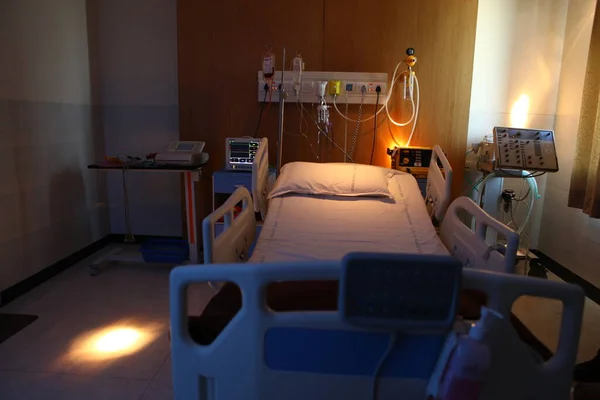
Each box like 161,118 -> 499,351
170,258 -> 584,400
202,187 -> 256,264
427,145 -> 453,222
440,196 -> 519,274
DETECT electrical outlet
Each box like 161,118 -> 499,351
301,81 -> 314,94
329,80 -> 341,96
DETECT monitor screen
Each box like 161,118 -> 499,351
176,143 -> 195,151
228,139 -> 260,165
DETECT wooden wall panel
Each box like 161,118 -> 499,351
323,0 -> 478,196
178,0 -> 478,220
177,0 -> 325,220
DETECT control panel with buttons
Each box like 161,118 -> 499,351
338,253 -> 462,332
493,127 -> 558,172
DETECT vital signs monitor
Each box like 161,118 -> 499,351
226,137 -> 261,171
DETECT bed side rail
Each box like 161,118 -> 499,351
252,138 -> 269,219
170,260 -> 584,400
202,187 -> 256,264
427,144 -> 453,222
440,196 -> 519,274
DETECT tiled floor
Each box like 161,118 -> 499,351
512,262 -> 600,363
0,245 -> 214,400
0,250 -> 598,399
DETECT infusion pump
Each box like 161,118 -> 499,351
388,146 -> 438,178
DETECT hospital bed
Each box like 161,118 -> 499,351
171,143 -> 583,399
203,141 -> 519,274
170,257 -> 585,400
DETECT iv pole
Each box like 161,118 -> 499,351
276,48 -> 286,176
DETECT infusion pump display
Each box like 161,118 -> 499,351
225,137 -> 261,171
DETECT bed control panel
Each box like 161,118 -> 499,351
339,253 -> 462,332
493,127 -> 558,172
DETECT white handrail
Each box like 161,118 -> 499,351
427,144 -> 453,222
202,187 -> 256,264
440,196 -> 519,273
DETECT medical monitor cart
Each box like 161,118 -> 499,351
466,126 -> 558,278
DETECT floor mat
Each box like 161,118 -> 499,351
0,313 -> 38,344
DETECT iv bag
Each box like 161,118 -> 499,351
263,50 -> 275,79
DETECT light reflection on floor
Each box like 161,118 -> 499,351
59,320 -> 163,365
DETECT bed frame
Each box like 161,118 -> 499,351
170,258 -> 584,400
427,144 -> 453,222
203,186 -> 519,274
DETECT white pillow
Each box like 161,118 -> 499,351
269,162 -> 395,199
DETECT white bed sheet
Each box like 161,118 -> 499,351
250,172 -> 448,263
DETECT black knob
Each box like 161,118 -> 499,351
406,48 -> 415,56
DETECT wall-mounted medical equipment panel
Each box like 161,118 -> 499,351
257,71 -> 388,104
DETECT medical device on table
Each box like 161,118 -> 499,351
155,141 -> 208,166
169,255 -> 584,400
225,137 -> 262,171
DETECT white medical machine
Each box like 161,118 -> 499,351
155,141 -> 209,166
469,127 -> 559,173
466,126 -> 559,274
225,137 -> 262,171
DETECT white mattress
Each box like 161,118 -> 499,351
250,173 -> 448,263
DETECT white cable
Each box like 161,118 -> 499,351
333,95 -> 385,123
372,333 -> 397,400
344,92 -> 349,162
385,67 -> 418,128
517,177 -> 536,235
332,59 -> 417,128
309,108 -> 355,163
404,75 -> 420,147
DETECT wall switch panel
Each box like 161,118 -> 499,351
257,71 -> 388,104
493,127 -> 559,172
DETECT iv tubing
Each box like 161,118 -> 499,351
473,172 -> 539,236
332,59 -> 418,129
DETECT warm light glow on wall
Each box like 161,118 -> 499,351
510,94 -> 530,127
58,321 -> 163,366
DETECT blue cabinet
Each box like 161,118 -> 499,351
213,170 -> 253,195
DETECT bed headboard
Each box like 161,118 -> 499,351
440,196 -> 519,274
426,145 -> 453,222
251,138 -> 269,219
170,259 -> 584,400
